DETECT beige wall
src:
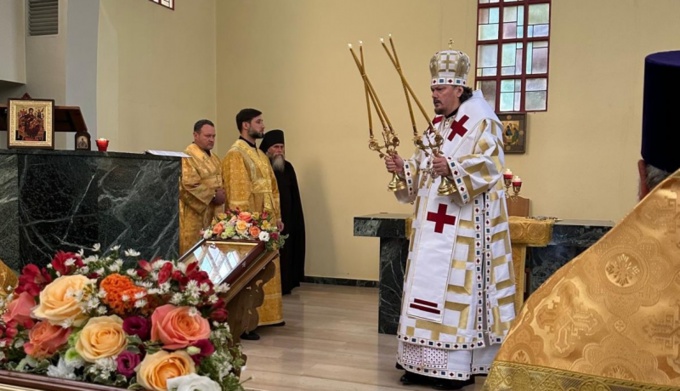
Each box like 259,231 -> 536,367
214,0 -> 680,281
0,0 -> 26,84
97,0 -> 217,153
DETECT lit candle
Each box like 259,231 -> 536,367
512,176 -> 522,186
96,138 -> 109,152
503,169 -> 513,180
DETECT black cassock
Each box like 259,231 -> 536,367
275,160 -> 306,294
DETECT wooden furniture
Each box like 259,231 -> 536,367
507,216 -> 554,310
507,195 -> 530,217
178,239 -> 279,345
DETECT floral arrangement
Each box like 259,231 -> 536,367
202,209 -> 287,251
0,245 -> 245,391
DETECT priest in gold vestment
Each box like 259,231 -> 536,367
223,109 -> 283,333
179,120 -> 225,254
484,51 -> 680,391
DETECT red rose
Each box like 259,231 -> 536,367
209,308 -> 228,323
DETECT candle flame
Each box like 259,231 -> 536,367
380,38 -> 384,43
348,43 -> 352,48
359,40 -> 363,45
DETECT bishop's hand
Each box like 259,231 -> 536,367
432,156 -> 452,177
384,154 -> 404,174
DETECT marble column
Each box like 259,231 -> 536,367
354,213 -> 410,335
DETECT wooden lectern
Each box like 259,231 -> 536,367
178,239 -> 279,345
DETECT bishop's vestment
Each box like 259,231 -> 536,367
395,91 -> 516,380
179,143 -> 223,255
222,139 -> 283,325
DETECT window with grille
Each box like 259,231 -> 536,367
475,0 -> 551,112
149,0 -> 174,10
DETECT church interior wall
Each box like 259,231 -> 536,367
215,0 -> 680,282
96,0 -> 217,154
3,0 -> 679,282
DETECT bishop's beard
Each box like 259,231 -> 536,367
270,154 -> 285,173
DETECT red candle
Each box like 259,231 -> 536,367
503,169 -> 513,180
512,176 -> 522,186
96,138 -> 109,152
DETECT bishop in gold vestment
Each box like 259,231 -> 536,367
179,121 -> 224,255
223,137 -> 283,326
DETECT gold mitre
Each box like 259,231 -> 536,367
429,49 -> 471,87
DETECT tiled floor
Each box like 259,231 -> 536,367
240,283 -> 483,391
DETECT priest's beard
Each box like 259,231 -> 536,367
248,129 -> 264,139
270,154 -> 286,173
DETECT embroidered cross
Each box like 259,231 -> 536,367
448,114 -> 469,141
427,204 -> 456,233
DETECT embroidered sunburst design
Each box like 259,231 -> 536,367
510,350 -> 530,364
605,253 -> 641,287
602,364 -> 635,381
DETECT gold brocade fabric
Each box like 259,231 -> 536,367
507,217 -> 554,311
0,259 -> 18,297
179,144 -> 224,255
508,216 -> 554,247
484,361 -> 680,391
223,139 -> 283,325
484,170 -> 680,390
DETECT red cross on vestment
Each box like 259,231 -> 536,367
448,115 -> 470,141
427,204 -> 457,233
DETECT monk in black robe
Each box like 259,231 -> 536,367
259,129 -> 306,294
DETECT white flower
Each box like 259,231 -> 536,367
134,299 -> 147,308
78,248 -> 85,257
124,249 -> 140,257
203,229 -> 213,239
47,357 -> 78,380
167,374 -> 221,391
92,243 -> 101,252
111,245 -> 120,251
170,293 -> 183,305
258,231 -> 270,242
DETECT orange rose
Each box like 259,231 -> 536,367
137,350 -> 195,391
2,291 -> 36,327
211,223 -> 225,235
249,226 -> 261,237
238,212 -> 252,222
235,220 -> 248,233
23,321 -> 71,359
75,315 -> 127,362
32,275 -> 90,327
151,305 -> 211,350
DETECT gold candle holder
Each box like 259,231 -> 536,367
349,43 -> 406,192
